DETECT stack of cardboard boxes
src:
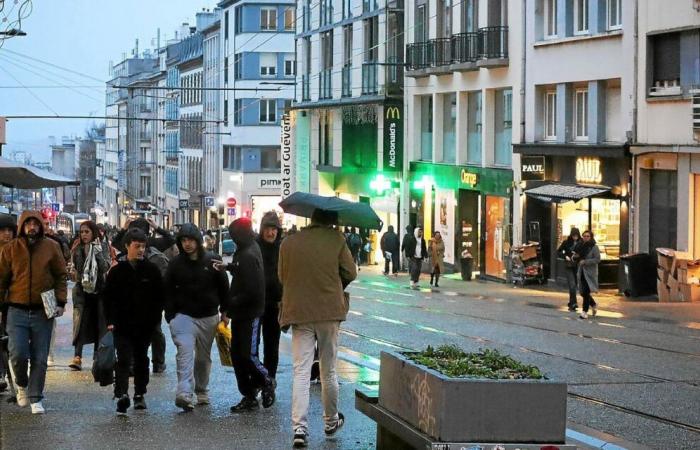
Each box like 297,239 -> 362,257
656,248 -> 700,302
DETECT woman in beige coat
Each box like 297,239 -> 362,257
429,231 -> 445,287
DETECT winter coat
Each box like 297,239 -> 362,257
257,234 -> 283,307
0,211 -> 68,310
380,227 -> 400,255
402,229 -> 428,260
104,258 -> 165,336
278,224 -> 357,328
557,238 -> 580,268
71,239 -> 111,347
225,222 -> 266,320
164,224 -> 229,322
577,243 -> 601,294
429,239 -> 445,272
117,246 -> 169,278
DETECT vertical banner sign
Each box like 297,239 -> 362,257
280,113 -> 295,199
434,188 -> 455,265
383,103 -> 403,171
296,113 -> 311,193
117,149 -> 126,190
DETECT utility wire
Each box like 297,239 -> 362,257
0,47 -> 104,83
0,64 -> 60,116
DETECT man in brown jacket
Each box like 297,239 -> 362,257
278,209 -> 357,448
0,211 -> 67,414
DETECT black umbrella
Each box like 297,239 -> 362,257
279,192 -> 383,231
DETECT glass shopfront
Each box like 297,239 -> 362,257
557,197 -> 621,260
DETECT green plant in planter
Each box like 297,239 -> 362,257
405,345 -> 544,380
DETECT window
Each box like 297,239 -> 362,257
223,99 -> 228,126
261,147 -> 281,171
495,89 -> 513,166
224,56 -> 229,83
223,145 -> 242,170
607,0 -> 621,30
415,4 -> 427,43
544,91 -> 557,140
234,53 -> 242,80
320,0 -> 332,26
259,99 -> 276,123
467,91 -> 482,164
303,0 -> 311,32
225,11 -> 230,39
544,0 -> 557,38
234,99 -> 243,125
420,96 -> 433,161
321,31 -> 333,69
260,53 -> 277,76
574,89 -> 588,140
284,7 -> 295,31
284,55 -> 296,76
461,0 -> 477,33
234,7 -> 242,34
574,0 -> 588,34
261,7 -> 277,31
363,17 -> 378,62
343,25 -> 353,66
648,31 -> 691,96
342,0 -> 352,19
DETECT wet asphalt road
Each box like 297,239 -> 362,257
1,266 -> 699,449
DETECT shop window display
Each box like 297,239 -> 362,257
591,198 -> 620,260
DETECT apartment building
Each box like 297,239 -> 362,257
514,0 -> 632,287
631,1 -> 700,258
403,0 -> 519,279
218,0 -> 295,230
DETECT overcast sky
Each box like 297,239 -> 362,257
0,0 -> 217,161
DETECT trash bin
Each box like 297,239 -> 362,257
460,256 -> 473,281
618,253 -> 657,297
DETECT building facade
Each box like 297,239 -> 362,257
51,137 -> 78,213
631,1 -> 700,258
514,0 -> 632,287
218,0 -> 294,230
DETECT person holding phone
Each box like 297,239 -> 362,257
164,224 -> 229,411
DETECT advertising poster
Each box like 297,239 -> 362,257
434,188 -> 455,265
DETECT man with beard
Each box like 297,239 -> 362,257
0,211 -> 67,414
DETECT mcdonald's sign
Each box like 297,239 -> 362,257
383,103 -> 403,171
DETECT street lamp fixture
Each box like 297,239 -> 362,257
0,29 -> 27,37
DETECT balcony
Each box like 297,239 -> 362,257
406,26 -> 509,77
319,69 -> 332,100
362,63 -> 378,95
301,75 -> 310,101
342,66 -> 352,97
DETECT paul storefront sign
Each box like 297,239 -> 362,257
383,104 -> 403,171
521,156 -> 546,181
576,157 -> 602,184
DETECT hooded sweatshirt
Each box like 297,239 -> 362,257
164,223 -> 229,322
256,212 -> 283,306
226,218 -> 266,320
0,210 -> 68,309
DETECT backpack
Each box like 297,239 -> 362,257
146,246 -> 170,278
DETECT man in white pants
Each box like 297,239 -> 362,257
278,209 -> 357,448
164,224 -> 229,411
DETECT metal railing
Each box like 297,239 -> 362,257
301,74 -> 311,101
342,65 -> 352,97
452,32 -> 479,63
429,38 -> 452,67
406,42 -> 429,70
362,63 -> 378,95
479,26 -> 508,59
319,69 -> 332,100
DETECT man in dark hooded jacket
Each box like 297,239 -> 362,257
256,211 -> 283,380
217,217 -> 275,412
165,223 -> 229,411
380,225 -> 401,276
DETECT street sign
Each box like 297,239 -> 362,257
51,203 -> 60,212
226,197 -> 237,208
227,207 -> 236,216
178,199 -> 189,209
204,196 -> 215,208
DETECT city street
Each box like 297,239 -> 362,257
1,268 -> 699,449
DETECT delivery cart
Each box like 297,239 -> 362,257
510,242 -> 545,285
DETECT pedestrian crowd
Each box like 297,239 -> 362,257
0,209 -> 356,448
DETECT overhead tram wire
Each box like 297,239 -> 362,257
2,115 -> 223,124
0,47 -> 104,83
0,64 -> 60,116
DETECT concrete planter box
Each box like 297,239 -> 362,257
378,351 -> 567,443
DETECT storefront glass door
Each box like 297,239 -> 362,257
485,195 -> 508,279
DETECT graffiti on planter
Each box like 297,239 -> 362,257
410,371 -> 436,437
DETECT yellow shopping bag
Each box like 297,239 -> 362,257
215,321 -> 233,367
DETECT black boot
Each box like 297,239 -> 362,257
434,274 -> 440,288
430,273 -> 434,286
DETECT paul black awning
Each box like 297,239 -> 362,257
524,183 -> 610,203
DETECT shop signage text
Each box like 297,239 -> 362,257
460,169 -> 478,188
280,113 -> 295,199
576,157 -> 602,184
383,104 -> 403,171
521,156 -> 546,181
178,199 -> 189,209
259,178 -> 281,189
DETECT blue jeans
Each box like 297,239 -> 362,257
6,307 -> 54,403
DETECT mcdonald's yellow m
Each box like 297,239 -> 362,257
386,106 -> 400,120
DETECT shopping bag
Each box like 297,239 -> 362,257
92,331 -> 115,387
215,321 -> 233,367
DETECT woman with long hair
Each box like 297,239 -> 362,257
557,227 -> 582,312
69,220 -> 112,370
574,230 -> 601,320
429,231 -> 445,288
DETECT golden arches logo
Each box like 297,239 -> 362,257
386,106 -> 400,120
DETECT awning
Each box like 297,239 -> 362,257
0,157 -> 80,189
524,183 -> 610,203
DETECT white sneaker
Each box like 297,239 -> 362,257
16,386 -> 29,407
47,356 -> 55,367
579,312 -> 588,319
30,401 -> 45,414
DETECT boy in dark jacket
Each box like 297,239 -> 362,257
165,223 -> 229,411
217,218 -> 275,412
104,228 -> 164,415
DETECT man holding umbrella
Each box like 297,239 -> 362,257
278,208 -> 357,448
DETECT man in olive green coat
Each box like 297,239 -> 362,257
278,209 -> 357,448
